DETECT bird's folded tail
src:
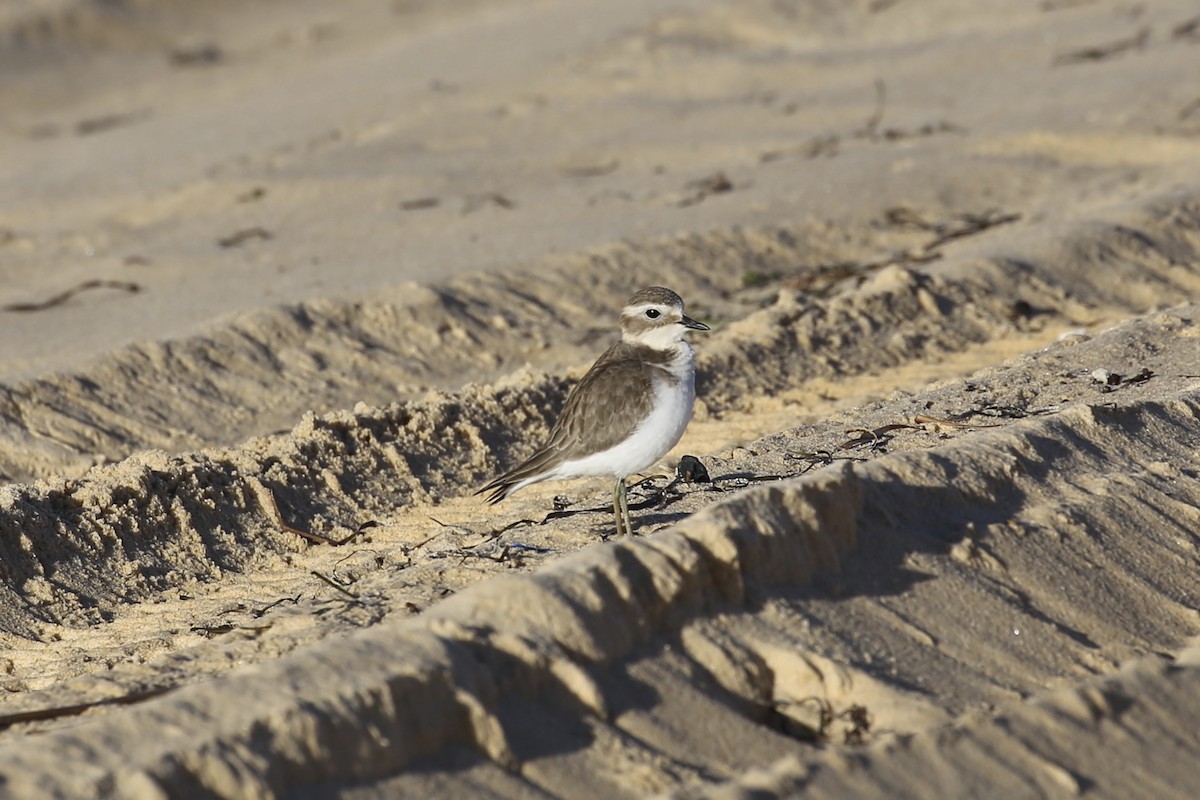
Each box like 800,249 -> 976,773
475,479 -> 514,506
475,446 -> 562,505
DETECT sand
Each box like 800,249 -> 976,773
1,0 -> 1199,796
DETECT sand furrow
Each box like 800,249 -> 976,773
695,647 -> 1200,800
3,185 -> 1200,490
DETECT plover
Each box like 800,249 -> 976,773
478,286 -> 710,536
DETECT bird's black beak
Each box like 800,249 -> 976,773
681,315 -> 710,331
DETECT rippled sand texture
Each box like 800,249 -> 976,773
1,0 -> 1199,797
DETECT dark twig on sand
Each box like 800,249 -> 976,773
1173,14 -> 1200,42
261,487 -> 375,546
252,594 -> 302,618
1053,26 -> 1150,65
677,171 -> 735,207
855,79 -> 888,140
786,208 -> 1019,296
785,251 -> 942,295
311,570 -> 360,600
217,227 -> 272,248
913,414 -> 1003,429
760,78 -> 963,163
0,685 -> 178,732
3,280 -> 142,313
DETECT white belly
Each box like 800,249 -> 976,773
549,368 -> 696,481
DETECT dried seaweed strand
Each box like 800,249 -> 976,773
3,280 -> 141,313
0,685 -> 177,732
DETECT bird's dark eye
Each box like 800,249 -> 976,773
645,309 -> 660,319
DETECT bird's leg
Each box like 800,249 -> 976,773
612,478 -> 625,538
616,477 -> 634,538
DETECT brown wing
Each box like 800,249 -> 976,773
477,343 -> 655,502
545,345 -> 656,457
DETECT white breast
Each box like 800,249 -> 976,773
547,344 -> 696,481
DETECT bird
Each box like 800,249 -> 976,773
477,286 -> 709,536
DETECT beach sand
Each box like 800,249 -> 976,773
1,0 -> 1199,796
